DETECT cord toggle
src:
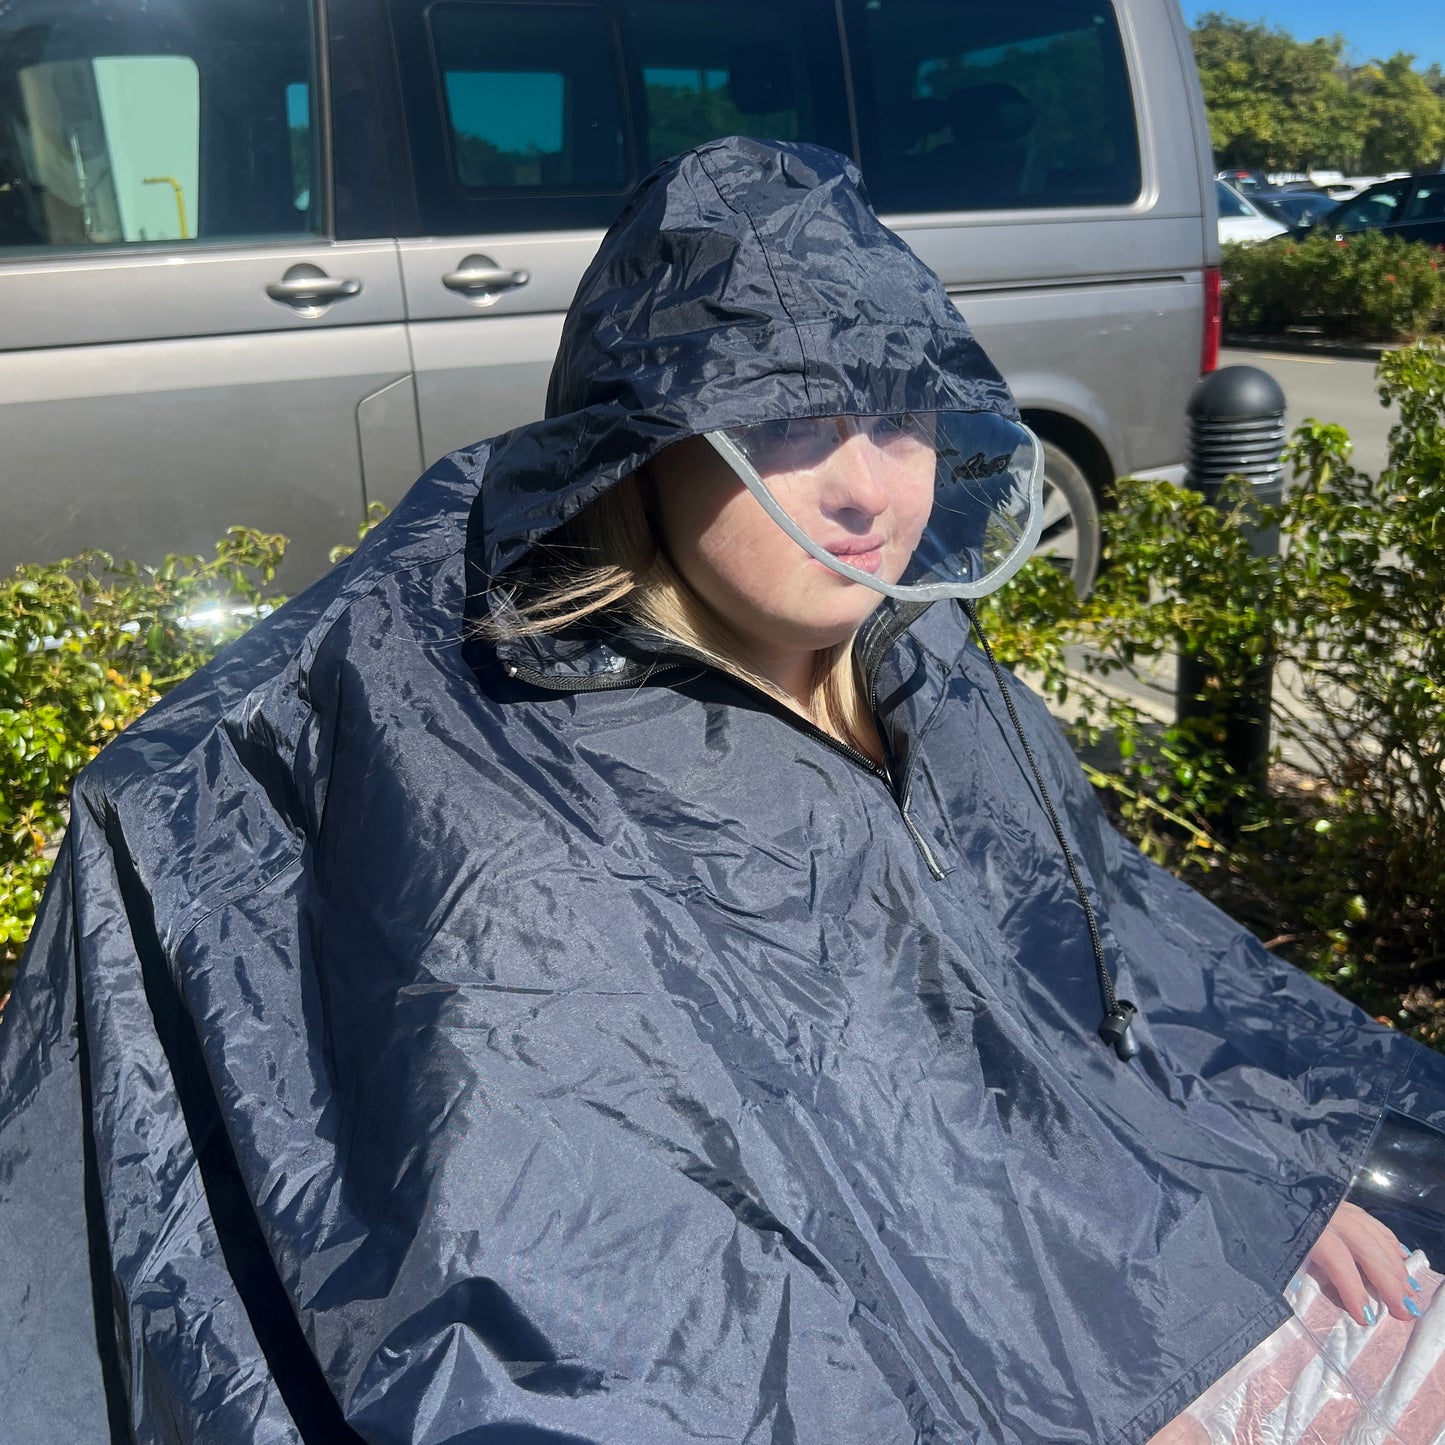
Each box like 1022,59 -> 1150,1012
1098,1001 -> 1141,1062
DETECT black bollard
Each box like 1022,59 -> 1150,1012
1176,365 -> 1286,800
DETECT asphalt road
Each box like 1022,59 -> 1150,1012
1219,345 -> 1398,481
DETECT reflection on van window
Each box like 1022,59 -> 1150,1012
286,81 -> 312,212
0,0 -> 321,250
627,0 -> 847,169
847,0 -> 1141,213
444,71 -> 565,186
430,4 -> 627,192
3,55 -> 198,245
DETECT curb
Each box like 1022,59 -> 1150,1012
1223,334 -> 1399,361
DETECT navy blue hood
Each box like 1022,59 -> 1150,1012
467,137 -> 1017,592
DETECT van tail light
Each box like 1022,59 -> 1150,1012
1201,265 -> 1221,374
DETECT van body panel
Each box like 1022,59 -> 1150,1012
396,233 -> 608,322
942,271 -> 1202,476
357,374 -> 427,512
0,241 -> 406,351
1160,0 -> 1225,262
1,327 -> 414,579
0,242 -> 415,579
406,313 -> 567,463
891,214 -> 1200,277
398,232 -> 602,460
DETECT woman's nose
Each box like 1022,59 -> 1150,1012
819,435 -> 891,528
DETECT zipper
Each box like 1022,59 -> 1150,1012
863,601 -> 948,879
898,803 -> 947,880
499,617 -> 947,878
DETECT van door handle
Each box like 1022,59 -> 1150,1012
442,254 -> 531,301
265,263 -> 363,306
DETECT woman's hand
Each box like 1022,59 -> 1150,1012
1303,1200 -> 1423,1326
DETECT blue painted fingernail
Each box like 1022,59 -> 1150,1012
1364,1304 -> 1377,1324
1405,1297 -> 1422,1318
1289,1275 -> 1302,1293
1402,1244 -> 1413,1258
1410,1275 -> 1423,1292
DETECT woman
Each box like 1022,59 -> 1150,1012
2,137 -> 1444,1442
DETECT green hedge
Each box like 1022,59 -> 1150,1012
1,532 -> 287,991
978,340 -> 1445,1040
1223,231 -> 1445,342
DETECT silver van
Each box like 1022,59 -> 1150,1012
0,0 -> 1219,591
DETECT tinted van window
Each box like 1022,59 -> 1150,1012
431,3 -> 628,193
0,0 -> 320,250
843,0 -> 1141,213
626,0 -> 850,169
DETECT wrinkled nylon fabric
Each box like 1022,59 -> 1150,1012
3,137 -> 1445,1444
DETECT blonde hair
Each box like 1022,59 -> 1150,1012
476,472 -> 879,758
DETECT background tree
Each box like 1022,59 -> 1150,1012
1190,13 -> 1445,174
1191,14 -> 1365,170
1354,54 -> 1445,172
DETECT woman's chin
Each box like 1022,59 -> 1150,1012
773,591 -> 887,651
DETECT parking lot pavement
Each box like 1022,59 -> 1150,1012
1220,346 -> 1397,481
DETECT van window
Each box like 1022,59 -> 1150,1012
0,0 -> 322,251
626,0 -> 850,169
430,3 -> 628,193
286,81 -> 314,212
842,0 -> 1141,213
396,0 -> 850,234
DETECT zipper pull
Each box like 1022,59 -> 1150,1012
1098,1001 -> 1141,1061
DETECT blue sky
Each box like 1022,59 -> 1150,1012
1194,3 -> 1445,71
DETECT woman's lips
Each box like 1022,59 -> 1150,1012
822,538 -> 885,574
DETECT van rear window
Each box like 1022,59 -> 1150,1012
843,0 -> 1142,214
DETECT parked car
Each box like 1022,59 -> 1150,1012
0,0 -> 1221,595
1215,180 -> 1288,245
1253,190 -> 1338,232
1216,166 -> 1271,194
1314,176 -> 1445,247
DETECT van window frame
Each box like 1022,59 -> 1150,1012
386,0 -> 853,236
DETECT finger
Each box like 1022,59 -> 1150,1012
1350,1237 -> 1417,1321
1307,1228 -> 1377,1326
1326,1204 -> 1416,1321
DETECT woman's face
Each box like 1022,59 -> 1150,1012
650,422 -> 935,676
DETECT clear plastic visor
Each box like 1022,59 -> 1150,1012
705,411 -> 1044,600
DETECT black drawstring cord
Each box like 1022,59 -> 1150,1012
963,602 -> 1141,1062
